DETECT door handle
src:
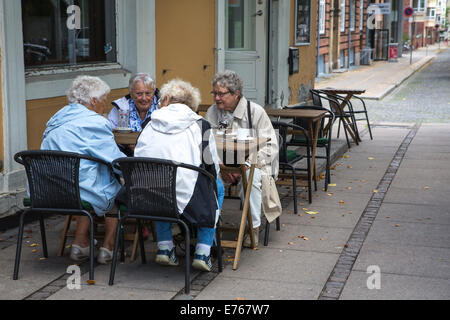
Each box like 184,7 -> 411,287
253,10 -> 263,17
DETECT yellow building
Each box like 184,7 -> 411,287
0,0 -> 318,218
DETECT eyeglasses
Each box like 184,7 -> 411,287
210,90 -> 231,98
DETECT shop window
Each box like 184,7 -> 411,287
22,0 -> 116,69
295,0 -> 311,45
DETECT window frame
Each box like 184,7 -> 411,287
359,0 -> 364,31
319,0 -> 326,35
294,0 -> 312,46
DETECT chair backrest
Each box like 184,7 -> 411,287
312,89 -> 354,114
14,150 -> 94,210
114,157 -> 179,218
114,157 -> 218,222
271,121 -> 310,163
310,89 -> 323,107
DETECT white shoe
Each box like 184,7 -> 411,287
70,244 -> 90,262
97,247 -> 113,264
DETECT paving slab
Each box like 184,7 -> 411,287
340,270 -> 450,300
384,186 -> 450,206
214,247 -> 339,287
352,241 -> 450,279
194,277 -> 322,300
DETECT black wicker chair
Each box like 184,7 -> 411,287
284,105 -> 336,191
13,150 -> 113,281
271,121 -> 312,211
108,157 -> 223,294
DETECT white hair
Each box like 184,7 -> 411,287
160,78 -> 201,112
129,73 -> 156,92
67,76 -> 111,106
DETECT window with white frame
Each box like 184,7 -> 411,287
319,0 -> 326,34
413,0 -> 427,12
350,0 -> 356,31
295,0 -> 312,44
340,0 -> 346,32
359,0 -> 364,30
21,0 -> 117,69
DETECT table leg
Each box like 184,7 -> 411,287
232,165 -> 255,270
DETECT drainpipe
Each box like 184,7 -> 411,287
316,1 -> 321,77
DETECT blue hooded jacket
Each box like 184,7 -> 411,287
41,103 -> 126,216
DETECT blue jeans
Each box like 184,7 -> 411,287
155,178 -> 225,246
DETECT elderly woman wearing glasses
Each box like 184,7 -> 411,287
41,76 -> 126,264
206,70 -> 279,248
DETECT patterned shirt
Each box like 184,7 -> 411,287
128,95 -> 159,132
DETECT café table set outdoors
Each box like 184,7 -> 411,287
113,88 -> 364,269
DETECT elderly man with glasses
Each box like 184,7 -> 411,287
206,70 -> 280,247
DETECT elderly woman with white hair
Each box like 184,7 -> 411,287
41,75 -> 126,264
134,79 -> 225,272
108,73 -> 159,133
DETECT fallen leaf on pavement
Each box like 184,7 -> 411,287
368,157 -> 374,160
344,155 -> 350,159
29,243 -> 38,247
327,193 -> 334,196
328,184 -> 337,187
339,200 -> 345,204
347,165 -> 352,169
424,186 -> 430,190
31,249 -> 37,253
87,280 -> 96,285
395,224 -> 401,227
373,189 -> 378,193
288,242 -> 294,245
305,211 -> 319,215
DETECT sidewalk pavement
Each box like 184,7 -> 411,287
1,122 -> 449,301
315,43 -> 448,100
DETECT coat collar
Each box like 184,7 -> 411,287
232,96 -> 248,120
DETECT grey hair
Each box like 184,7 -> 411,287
212,70 -> 243,97
129,73 -> 156,92
160,78 -> 201,112
67,75 -> 111,106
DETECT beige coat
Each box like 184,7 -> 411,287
206,97 -> 281,222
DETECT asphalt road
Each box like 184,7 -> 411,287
366,48 -> 450,124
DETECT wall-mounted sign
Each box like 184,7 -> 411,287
368,3 -> 391,15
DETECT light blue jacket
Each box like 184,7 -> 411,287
41,103 -> 126,216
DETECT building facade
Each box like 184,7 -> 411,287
0,0 -> 319,218
317,0 -> 404,75
403,0 -> 447,49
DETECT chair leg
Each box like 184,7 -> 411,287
276,217 -> 281,231
366,114 -> 373,140
178,220 -> 190,295
215,227 -> 223,273
39,214 -> 48,258
137,220 -> 146,264
119,224 -> 125,263
13,210 -> 27,280
109,218 -> 124,286
87,213 -> 95,281
57,215 -> 72,257
264,220 -> 270,247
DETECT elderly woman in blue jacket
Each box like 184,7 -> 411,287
41,75 -> 126,264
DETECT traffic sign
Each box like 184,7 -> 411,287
404,7 -> 414,17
